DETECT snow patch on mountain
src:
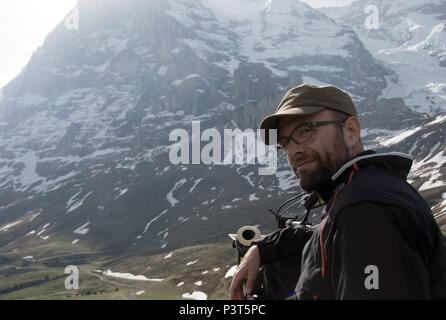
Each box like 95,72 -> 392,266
381,127 -> 422,147
164,252 -> 173,259
114,188 -> 129,200
225,265 -> 237,278
140,209 -> 168,237
66,191 -> 93,214
189,178 -> 203,193
413,149 -> 446,191
74,222 -> 90,235
186,259 -> 199,266
166,179 -> 187,206
249,193 -> 259,201
103,270 -> 163,282
182,291 -> 207,300
0,220 -> 23,232
16,151 -> 44,191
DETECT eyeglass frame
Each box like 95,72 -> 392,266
277,118 -> 349,152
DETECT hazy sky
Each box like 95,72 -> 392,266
0,0 -> 77,89
0,0 -> 355,89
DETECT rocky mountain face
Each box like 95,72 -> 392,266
0,0 -> 444,257
321,0 -> 446,114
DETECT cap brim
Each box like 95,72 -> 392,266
259,106 -> 324,144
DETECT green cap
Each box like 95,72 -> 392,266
260,83 -> 357,144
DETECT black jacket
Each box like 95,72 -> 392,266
259,150 -> 446,299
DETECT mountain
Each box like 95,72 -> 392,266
321,0 -> 446,114
0,0 -> 444,263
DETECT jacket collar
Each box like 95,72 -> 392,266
332,150 -> 413,182
315,150 -> 413,202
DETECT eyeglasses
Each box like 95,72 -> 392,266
277,118 -> 348,152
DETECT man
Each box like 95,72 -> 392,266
229,84 -> 446,299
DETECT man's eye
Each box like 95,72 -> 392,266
298,127 -> 311,136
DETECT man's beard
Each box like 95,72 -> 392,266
293,130 -> 351,192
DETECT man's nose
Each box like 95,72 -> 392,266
287,139 -> 305,158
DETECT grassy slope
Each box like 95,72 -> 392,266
0,240 -> 236,300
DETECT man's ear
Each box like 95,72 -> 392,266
343,116 -> 361,147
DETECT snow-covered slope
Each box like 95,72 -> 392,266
322,0 -> 446,113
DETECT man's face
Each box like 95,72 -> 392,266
277,109 -> 352,192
